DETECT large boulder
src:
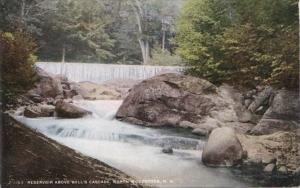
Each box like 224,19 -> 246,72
55,101 -> 92,118
202,127 -> 244,166
251,90 -> 300,135
116,73 -> 240,133
27,68 -> 63,99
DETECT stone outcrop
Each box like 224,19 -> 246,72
250,90 -> 300,135
247,86 -> 274,114
202,127 -> 244,167
238,131 -> 300,177
24,104 -> 55,118
15,68 -> 128,119
116,73 -> 254,135
55,100 -> 92,118
27,67 -> 63,99
2,114 -> 138,188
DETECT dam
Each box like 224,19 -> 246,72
37,62 -> 184,83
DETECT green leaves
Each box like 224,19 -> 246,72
52,0 -> 116,62
0,32 -> 38,105
176,0 -> 298,88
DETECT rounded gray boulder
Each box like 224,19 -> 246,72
202,127 -> 243,167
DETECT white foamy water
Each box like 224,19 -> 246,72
37,62 -> 184,83
15,100 -> 248,187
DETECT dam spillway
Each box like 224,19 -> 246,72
37,62 -> 184,83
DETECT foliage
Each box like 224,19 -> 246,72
148,47 -> 183,66
266,24 -> 299,88
1,0 -> 184,64
0,0 -> 58,34
28,0 -> 118,63
176,0 -> 232,83
0,32 -> 37,105
177,0 -> 299,88
116,0 -> 183,64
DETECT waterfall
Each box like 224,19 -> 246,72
37,62 -> 184,83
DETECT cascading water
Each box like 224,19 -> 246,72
15,100 -> 249,187
37,62 -> 184,83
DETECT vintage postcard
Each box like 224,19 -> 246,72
1,0 -> 299,187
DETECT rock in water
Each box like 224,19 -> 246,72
24,104 -> 55,118
251,90 -> 300,135
264,163 -> 276,173
162,146 -> 173,154
192,128 -> 209,136
116,73 -> 238,132
202,127 -> 243,167
55,100 -> 92,118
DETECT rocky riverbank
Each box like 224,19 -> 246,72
202,127 -> 300,185
1,114 -> 139,188
116,73 -> 300,184
9,67 -> 132,119
2,67 -> 143,188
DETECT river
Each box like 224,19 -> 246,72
15,100 -> 252,187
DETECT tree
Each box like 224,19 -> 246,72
176,0 -> 232,83
0,0 -> 58,34
128,0 -> 156,64
127,0 -> 183,64
0,32 -> 37,105
38,0 -> 117,63
176,0 -> 299,88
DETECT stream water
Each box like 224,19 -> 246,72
15,100 -> 253,187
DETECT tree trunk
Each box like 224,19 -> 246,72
131,0 -> 150,65
138,39 -> 150,64
62,45 -> 66,63
162,30 -> 166,51
20,0 -> 26,30
20,0 -> 26,19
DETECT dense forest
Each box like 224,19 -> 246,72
0,0 -> 183,64
0,0 -> 299,104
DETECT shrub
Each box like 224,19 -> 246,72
148,47 -> 183,66
0,32 -> 37,106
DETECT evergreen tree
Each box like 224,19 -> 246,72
176,0 -> 299,88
